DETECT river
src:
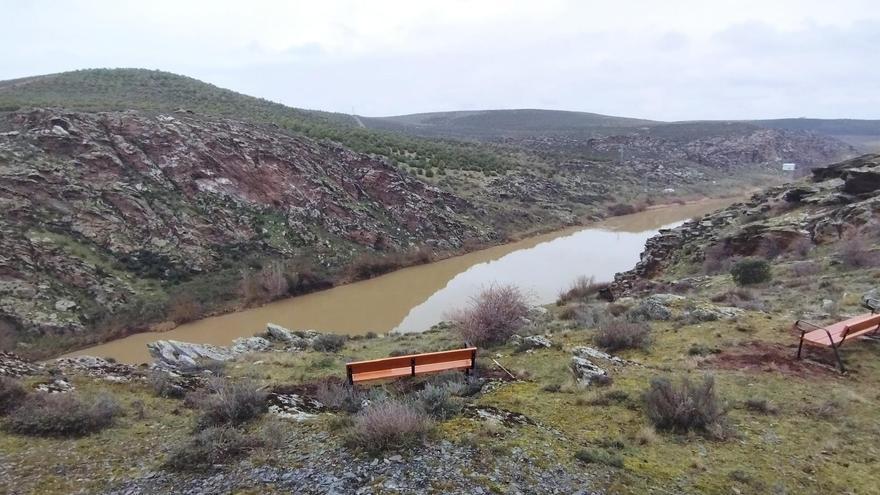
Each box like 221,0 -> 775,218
64,197 -> 737,364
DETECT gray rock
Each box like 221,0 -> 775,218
147,340 -> 236,369
572,346 -> 625,364
230,336 -> 272,354
570,356 -> 608,385
686,304 -> 744,322
54,298 -> 77,311
519,335 -> 553,350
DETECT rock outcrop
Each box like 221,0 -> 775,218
611,154 -> 880,296
0,109 -> 493,356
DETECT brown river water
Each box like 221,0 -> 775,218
64,198 -> 737,364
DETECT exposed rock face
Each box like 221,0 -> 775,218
612,154 -> 880,296
147,340 -> 236,368
0,109 -> 492,355
570,356 -> 608,385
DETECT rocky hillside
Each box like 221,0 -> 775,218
0,108 -> 498,357
365,110 -> 860,171
611,153 -> 880,295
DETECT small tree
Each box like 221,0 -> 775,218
730,258 -> 771,286
452,284 -> 530,346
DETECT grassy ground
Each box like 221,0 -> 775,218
3,247 -> 880,494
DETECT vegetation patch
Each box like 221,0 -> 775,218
4,392 -> 121,437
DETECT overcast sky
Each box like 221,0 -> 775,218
3,0 -> 879,120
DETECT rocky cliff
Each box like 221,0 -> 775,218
611,153 -> 880,295
0,109 -> 493,355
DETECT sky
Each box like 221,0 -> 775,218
3,0 -> 879,120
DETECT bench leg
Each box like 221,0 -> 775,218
830,343 -> 846,373
796,334 -> 805,360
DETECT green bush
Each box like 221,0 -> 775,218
414,384 -> 463,420
730,258 -> 771,286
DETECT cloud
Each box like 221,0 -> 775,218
2,0 -> 878,119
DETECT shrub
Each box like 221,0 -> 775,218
702,243 -> 734,274
316,380 -> 363,413
196,379 -> 267,429
593,319 -> 652,352
148,371 -> 186,399
790,260 -> 821,277
837,237 -> 879,268
643,375 -> 725,436
345,400 -> 432,454
312,334 -> 347,353
452,284 -> 530,346
414,384 -> 463,420
744,398 -> 778,415
575,305 -> 610,328
606,202 -> 645,217
0,376 -> 27,415
557,276 -> 607,305
164,426 -> 258,471
730,258 -> 771,286
5,392 -> 121,437
574,448 -> 624,468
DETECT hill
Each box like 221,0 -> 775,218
2,154 -> 880,494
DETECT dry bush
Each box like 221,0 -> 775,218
164,426 -> 259,471
786,236 -> 814,258
167,297 -> 203,324
837,236 -> 880,269
312,334 -> 347,353
452,284 -> 530,346
574,447 -> 624,468
195,378 -> 267,429
345,400 -> 432,454
349,252 -> 406,281
790,260 -> 821,277
414,384 -> 463,420
557,276 -> 608,305
0,376 -> 27,415
643,375 -> 726,437
258,261 -> 289,299
148,371 -> 186,399
606,202 -> 646,217
316,380 -> 364,413
743,398 -> 778,415
593,319 -> 652,352
5,392 -> 121,437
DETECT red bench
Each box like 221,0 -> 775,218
346,347 -> 477,384
795,312 -> 880,372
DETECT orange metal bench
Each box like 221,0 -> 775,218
795,312 -> 880,372
346,347 -> 477,384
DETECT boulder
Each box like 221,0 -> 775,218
686,304 -> 743,322
634,297 -> 673,320
842,168 -> 880,195
231,336 -> 273,354
265,323 -> 316,349
572,346 -> 625,364
518,335 -> 553,350
147,340 -> 236,369
570,356 -> 608,386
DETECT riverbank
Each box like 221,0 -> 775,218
62,195 -> 741,364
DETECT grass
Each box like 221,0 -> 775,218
3,255 -> 880,493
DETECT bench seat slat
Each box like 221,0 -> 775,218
351,367 -> 413,383
347,347 -> 476,384
415,359 -> 473,374
801,314 -> 880,347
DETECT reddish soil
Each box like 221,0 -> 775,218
702,340 -> 838,377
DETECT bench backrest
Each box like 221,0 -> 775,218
347,347 -> 477,383
844,314 -> 880,334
